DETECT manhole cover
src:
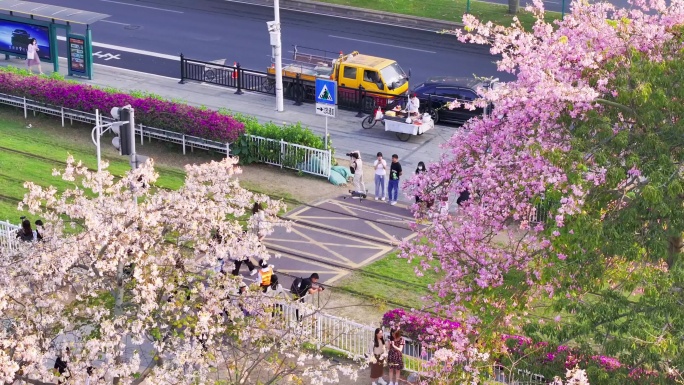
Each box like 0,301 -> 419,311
124,25 -> 141,30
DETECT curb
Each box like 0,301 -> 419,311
222,0 -> 464,32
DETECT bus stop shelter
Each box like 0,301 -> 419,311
0,0 -> 110,79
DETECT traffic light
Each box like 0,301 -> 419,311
111,106 -> 133,156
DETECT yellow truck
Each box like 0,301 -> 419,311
265,46 -> 410,110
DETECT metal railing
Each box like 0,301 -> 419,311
246,135 -> 331,178
179,54 -> 408,113
529,197 -> 555,225
274,301 -> 430,373
0,92 -> 230,156
0,93 -> 330,176
0,220 -> 21,252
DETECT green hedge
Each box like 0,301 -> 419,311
224,110 -> 335,166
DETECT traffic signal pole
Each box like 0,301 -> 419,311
94,109 -> 102,173
91,106 -> 140,203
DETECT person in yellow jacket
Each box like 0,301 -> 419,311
257,259 -> 275,293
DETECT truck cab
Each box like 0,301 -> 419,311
333,53 -> 409,95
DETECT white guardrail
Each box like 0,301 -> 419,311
0,93 -> 332,178
0,220 -> 21,253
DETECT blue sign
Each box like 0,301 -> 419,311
0,18 -> 52,61
315,78 -> 336,105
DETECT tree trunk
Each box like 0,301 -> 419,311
113,259 -> 125,385
667,236 -> 683,270
508,0 -> 519,14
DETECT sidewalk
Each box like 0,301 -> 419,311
0,56 -> 459,204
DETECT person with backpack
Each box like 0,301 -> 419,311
291,273 -> 325,321
291,273 -> 324,300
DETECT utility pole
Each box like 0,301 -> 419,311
269,0 -> 284,112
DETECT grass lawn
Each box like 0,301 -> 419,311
314,0 -> 561,29
0,107 -> 315,224
335,250 -> 442,310
0,109 -> 195,221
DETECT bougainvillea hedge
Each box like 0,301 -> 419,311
0,68 -> 244,143
382,308 -> 665,383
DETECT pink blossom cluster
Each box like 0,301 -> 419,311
381,309 -> 467,345
401,0 -> 684,343
591,355 -> 622,371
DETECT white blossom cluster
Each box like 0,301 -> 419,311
0,156 -> 356,384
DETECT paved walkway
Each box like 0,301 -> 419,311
261,195 -> 420,286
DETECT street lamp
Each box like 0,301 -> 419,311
268,0 -> 284,112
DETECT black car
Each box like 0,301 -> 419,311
411,76 -> 498,124
11,29 -> 31,49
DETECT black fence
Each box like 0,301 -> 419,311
179,54 -> 408,114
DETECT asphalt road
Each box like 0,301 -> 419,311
38,0 -> 512,85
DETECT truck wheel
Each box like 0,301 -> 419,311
362,97 -> 376,113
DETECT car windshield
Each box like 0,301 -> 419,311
380,63 -> 407,89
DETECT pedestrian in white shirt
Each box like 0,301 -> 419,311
373,152 -> 387,201
406,93 -> 420,116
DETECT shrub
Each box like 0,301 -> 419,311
224,110 -> 333,166
0,67 -> 244,142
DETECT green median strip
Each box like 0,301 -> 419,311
314,0 -> 561,29
335,250 -> 442,310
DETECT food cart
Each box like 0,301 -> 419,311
362,107 -> 434,141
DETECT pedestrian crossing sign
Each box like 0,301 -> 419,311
318,85 -> 333,101
315,79 -> 337,105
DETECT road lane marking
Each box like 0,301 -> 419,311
93,51 -> 121,61
56,36 -> 179,60
100,0 -> 184,13
328,35 -> 436,53
100,20 -> 129,25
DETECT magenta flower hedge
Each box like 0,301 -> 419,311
383,310 -> 666,383
0,71 -> 244,142
382,308 -> 464,344
500,334 -> 664,383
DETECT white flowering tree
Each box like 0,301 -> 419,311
0,156 -> 357,385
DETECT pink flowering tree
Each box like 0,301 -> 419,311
403,0 -> 684,382
0,157 -> 358,384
